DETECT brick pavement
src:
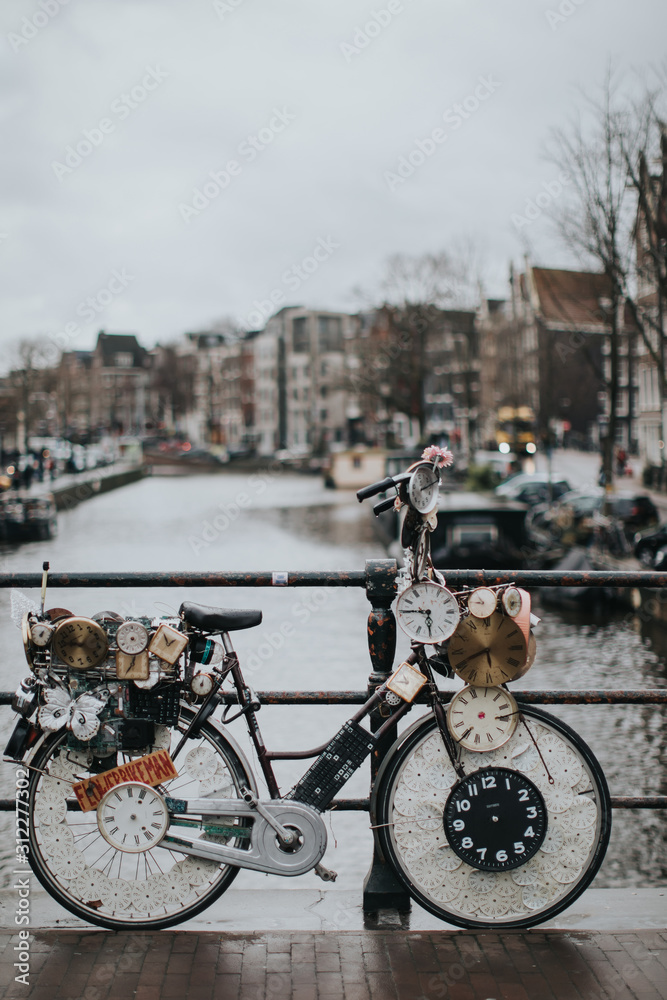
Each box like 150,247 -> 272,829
0,929 -> 665,1000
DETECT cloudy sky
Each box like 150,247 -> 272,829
1,0 -> 666,369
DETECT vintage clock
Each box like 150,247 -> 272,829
447,612 -> 527,685
395,581 -> 460,644
116,621 -> 149,655
446,685 -> 518,751
52,617 -> 109,670
407,462 -> 440,514
467,587 -> 497,619
444,767 -> 547,871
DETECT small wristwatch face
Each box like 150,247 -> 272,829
396,581 -> 460,644
467,588 -> 497,619
116,621 -> 149,655
448,613 -> 527,686
502,587 -> 523,618
191,673 -> 214,697
446,685 -> 518,751
408,463 -> 440,514
30,622 -> 54,647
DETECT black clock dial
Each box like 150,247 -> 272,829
444,767 -> 547,872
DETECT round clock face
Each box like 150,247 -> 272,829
30,622 -> 54,648
444,767 -> 547,871
53,617 -> 109,670
446,685 -> 518,751
97,782 -> 169,853
22,613 -> 33,668
395,581 -> 460,644
408,463 -> 440,514
116,621 -> 149,655
467,587 -> 497,619
191,672 -> 214,697
447,613 -> 527,686
501,586 -> 523,618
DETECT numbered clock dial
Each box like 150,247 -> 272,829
396,581 -> 460,644
467,587 -> 497,619
116,621 -> 149,655
97,782 -> 169,853
446,686 -> 519,751
408,462 -> 440,514
444,767 -> 547,871
501,586 -> 523,618
447,613 -> 527,686
53,617 -> 109,670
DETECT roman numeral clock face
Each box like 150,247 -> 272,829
447,612 -> 527,686
395,582 -> 460,644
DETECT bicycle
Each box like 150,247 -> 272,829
5,448 -> 611,930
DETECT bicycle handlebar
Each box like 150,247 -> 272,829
373,496 -> 398,515
356,472 -> 410,502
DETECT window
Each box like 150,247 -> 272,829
114,352 -> 133,367
292,317 -> 309,352
318,316 -> 342,352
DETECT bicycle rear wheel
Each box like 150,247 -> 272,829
27,707 -> 253,930
374,705 -> 611,928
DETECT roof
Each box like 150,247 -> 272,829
531,268 -> 612,328
95,333 -> 147,368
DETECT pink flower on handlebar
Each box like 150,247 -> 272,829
421,445 -> 454,468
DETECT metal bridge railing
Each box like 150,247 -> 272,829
1,561 -> 666,910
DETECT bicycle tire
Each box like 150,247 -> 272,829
27,706 -> 253,930
374,705 -> 611,929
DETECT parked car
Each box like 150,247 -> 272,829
634,523 -> 667,566
495,473 -> 571,505
532,488 -> 659,542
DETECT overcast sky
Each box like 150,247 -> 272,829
1,0 -> 666,370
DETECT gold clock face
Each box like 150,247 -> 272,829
53,617 -> 109,670
447,612 -> 527,686
446,685 -> 519,751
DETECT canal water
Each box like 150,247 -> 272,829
0,470 -> 665,899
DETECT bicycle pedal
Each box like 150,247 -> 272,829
314,863 -> 337,882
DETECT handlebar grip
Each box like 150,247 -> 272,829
373,496 -> 397,515
356,476 -> 398,502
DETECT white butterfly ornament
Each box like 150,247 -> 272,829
39,688 -> 107,741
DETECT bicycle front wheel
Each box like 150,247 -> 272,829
27,707 -> 253,930
374,705 -> 611,929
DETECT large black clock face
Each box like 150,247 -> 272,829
444,767 -> 547,872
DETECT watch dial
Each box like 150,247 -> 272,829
501,587 -> 523,618
97,782 -> 169,853
30,623 -> 54,647
116,621 -> 149,655
467,588 -> 497,619
447,685 -> 518,751
396,582 -> 460,644
408,463 -> 440,514
191,672 -> 214,697
444,767 -> 547,871
447,613 -> 527,686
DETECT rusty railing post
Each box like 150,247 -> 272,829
361,558 -> 411,913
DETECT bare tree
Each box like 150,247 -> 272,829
544,68 -> 666,485
349,248 -> 483,445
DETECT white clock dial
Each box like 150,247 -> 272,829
395,581 -> 460,644
97,782 -> 169,853
446,685 -> 518,751
408,463 -> 440,514
502,587 -> 523,618
30,622 -> 54,647
191,673 -> 214,697
116,621 -> 149,655
467,588 -> 497,619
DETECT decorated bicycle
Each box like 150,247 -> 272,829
5,447 -> 610,929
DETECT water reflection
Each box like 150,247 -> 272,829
0,472 -> 665,895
